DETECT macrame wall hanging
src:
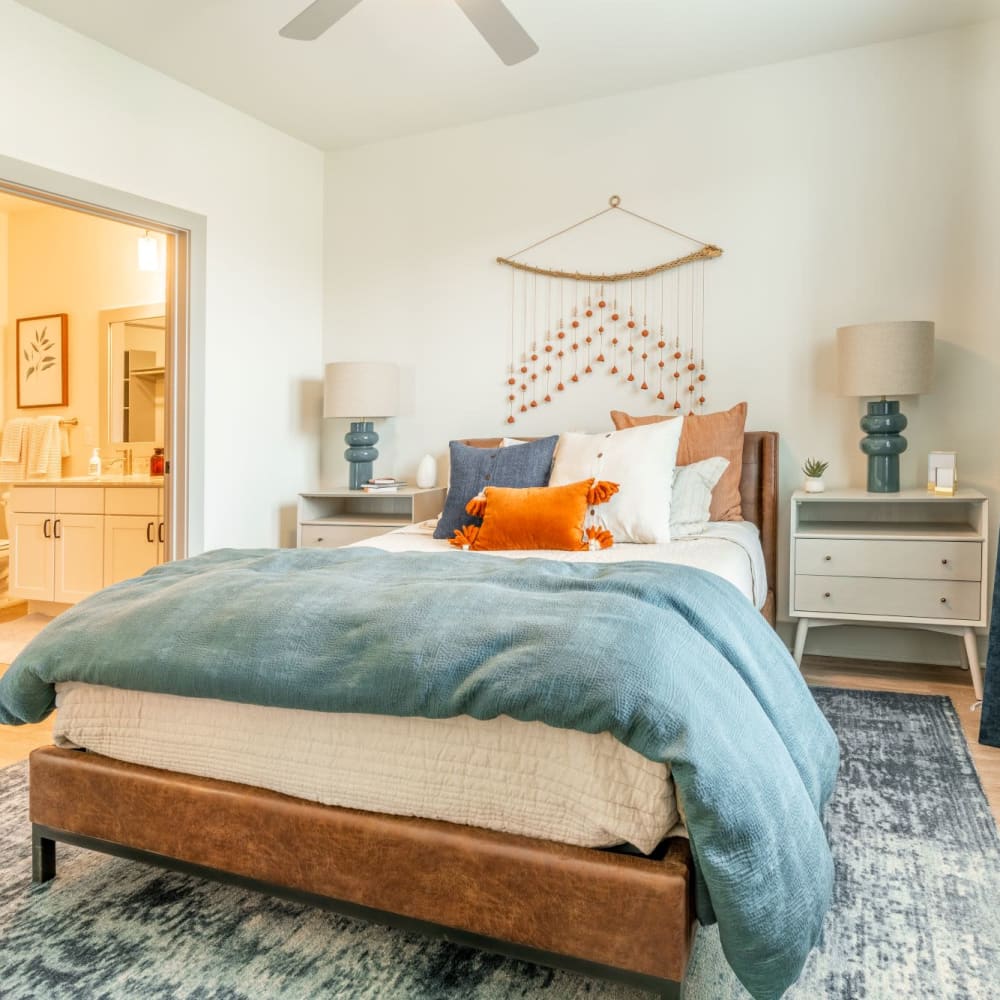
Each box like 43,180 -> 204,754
497,196 -> 723,425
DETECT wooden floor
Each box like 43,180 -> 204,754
0,617 -> 997,822
0,599 -> 50,767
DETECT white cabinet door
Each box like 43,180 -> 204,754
104,514 -> 159,586
9,512 -> 55,601
54,514 -> 104,603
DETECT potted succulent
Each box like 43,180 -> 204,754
802,458 -> 829,493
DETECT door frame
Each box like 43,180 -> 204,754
0,154 -> 206,558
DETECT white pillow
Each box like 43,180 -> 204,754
549,418 -> 684,543
671,457 -> 730,537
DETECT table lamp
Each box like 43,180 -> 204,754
837,321 -> 934,493
323,362 -> 400,489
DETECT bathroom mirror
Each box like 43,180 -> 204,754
99,304 -> 166,455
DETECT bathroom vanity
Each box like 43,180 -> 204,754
8,480 -> 164,612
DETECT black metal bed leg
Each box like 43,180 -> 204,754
32,826 -> 55,883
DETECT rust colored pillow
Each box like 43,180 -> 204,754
609,402 -> 747,521
450,480 -> 618,552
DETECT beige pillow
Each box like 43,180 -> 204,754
609,402 -> 747,521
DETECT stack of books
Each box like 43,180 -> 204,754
362,478 -> 407,493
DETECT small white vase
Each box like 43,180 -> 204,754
416,453 -> 437,489
803,477 -> 825,494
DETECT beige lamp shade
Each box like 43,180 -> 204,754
837,321 -> 934,397
323,362 -> 400,418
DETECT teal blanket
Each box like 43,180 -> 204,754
0,547 -> 838,999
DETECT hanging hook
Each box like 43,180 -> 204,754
609,195 -> 621,208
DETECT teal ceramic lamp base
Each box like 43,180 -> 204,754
860,399 -> 907,493
345,421 -> 378,490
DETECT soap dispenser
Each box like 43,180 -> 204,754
88,448 -> 102,478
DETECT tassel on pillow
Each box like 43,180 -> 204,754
449,524 -> 480,550
587,480 -> 619,506
464,492 -> 488,518
585,526 -> 614,550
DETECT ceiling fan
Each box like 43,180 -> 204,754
279,0 -> 539,66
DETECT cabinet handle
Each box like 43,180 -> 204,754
823,592 -> 831,598
43,518 -> 51,538
824,555 -> 832,561
158,521 -> 164,544
940,597 -> 947,604
941,559 -> 949,565
53,518 -> 61,539
146,521 -> 154,543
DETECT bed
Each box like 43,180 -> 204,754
9,431 -> 835,1000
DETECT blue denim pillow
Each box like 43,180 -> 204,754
433,436 -> 559,540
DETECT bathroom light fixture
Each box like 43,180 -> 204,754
137,231 -> 160,272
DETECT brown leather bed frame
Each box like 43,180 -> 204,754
29,431 -> 778,999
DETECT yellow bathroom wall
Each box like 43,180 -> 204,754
4,204 -> 165,476
0,210 -> 7,420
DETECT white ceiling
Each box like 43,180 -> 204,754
16,0 -> 1000,150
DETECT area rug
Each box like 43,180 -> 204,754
0,689 -> 997,999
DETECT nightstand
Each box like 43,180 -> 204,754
297,487 -> 447,548
789,488 -> 989,699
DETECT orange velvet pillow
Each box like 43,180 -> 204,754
449,480 -> 618,552
609,402 -> 747,521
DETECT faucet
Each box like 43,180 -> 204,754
115,448 -> 133,476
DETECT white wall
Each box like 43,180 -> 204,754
0,0 -> 325,549
325,24 -> 999,664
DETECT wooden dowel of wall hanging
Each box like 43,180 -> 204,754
495,244 -> 723,282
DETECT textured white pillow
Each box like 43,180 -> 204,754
671,457 -> 730,537
549,418 -> 684,543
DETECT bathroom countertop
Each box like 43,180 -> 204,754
13,477 -> 165,488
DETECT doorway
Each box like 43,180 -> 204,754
0,156 -> 205,561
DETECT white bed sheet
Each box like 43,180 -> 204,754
53,684 -> 678,853
358,518 -> 767,609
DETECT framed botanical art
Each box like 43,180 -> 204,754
16,313 -> 68,408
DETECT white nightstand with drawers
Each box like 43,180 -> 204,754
790,488 -> 989,699
297,487 -> 447,549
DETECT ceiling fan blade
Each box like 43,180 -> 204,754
454,0 -> 538,65
279,0 -> 365,41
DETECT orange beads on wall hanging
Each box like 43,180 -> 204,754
497,196 -> 722,425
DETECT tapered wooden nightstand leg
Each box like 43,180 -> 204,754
962,628 -> 984,702
793,618 -> 810,666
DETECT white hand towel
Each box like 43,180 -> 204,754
27,416 -> 64,479
0,418 -> 29,463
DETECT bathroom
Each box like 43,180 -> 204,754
0,191 -> 167,608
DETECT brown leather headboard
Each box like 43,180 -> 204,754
458,432 -> 779,626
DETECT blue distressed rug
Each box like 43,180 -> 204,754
0,688 -> 997,998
